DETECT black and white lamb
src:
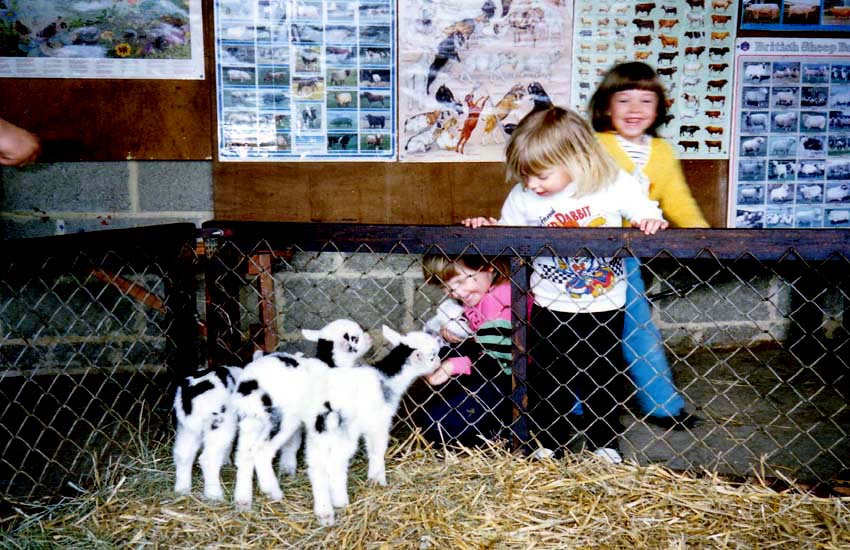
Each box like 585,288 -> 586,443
173,365 -> 241,500
304,326 -> 442,525
172,318 -> 371,500
277,320 -> 372,476
231,325 -> 441,525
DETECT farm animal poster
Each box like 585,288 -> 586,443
398,0 -> 573,162
728,38 -> 850,229
740,0 -> 850,31
0,0 -> 204,79
215,0 -> 396,161
571,0 -> 739,160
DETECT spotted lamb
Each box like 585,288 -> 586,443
231,326 -> 441,525
172,319 -> 371,500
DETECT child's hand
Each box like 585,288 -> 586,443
425,361 -> 453,385
634,218 -> 669,235
440,325 -> 464,344
462,216 -> 497,228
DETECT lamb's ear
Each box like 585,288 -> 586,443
382,325 -> 402,346
302,328 -> 320,342
252,350 -> 265,361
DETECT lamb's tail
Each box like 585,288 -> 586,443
314,401 -> 341,433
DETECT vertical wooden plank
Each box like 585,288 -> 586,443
248,253 -> 278,352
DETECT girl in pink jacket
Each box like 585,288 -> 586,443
416,255 -> 513,447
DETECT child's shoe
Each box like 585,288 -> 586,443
529,447 -> 555,460
644,412 -> 702,430
593,447 -> 623,464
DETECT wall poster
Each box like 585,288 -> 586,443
0,0 -> 204,79
728,37 -> 850,229
570,0 -> 739,160
398,0 -> 573,162
740,0 -> 850,31
215,0 -> 396,161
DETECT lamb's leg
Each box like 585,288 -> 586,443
233,416 -> 264,510
256,420 -> 300,501
364,420 -> 391,486
278,426 -> 302,476
198,413 -> 236,501
254,442 -> 284,501
173,425 -> 201,494
306,435 -> 335,526
329,435 -> 358,509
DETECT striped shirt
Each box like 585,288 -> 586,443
615,134 -> 651,195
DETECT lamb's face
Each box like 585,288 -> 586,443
303,319 -> 372,368
390,329 -> 442,377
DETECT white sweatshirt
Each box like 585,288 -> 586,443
498,170 -> 664,313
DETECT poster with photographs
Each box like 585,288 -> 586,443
740,1 -> 850,32
398,0 -> 573,162
215,0 -> 396,161
570,0 -> 738,160
728,38 -> 850,229
0,0 -> 204,80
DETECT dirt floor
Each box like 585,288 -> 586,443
621,344 -> 849,484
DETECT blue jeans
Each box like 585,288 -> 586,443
621,257 -> 684,417
570,258 -> 684,418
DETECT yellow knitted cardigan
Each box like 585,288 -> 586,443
597,132 -> 710,228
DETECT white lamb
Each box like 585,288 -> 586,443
172,318 -> 371,500
303,326 -> 442,526
231,326 -> 441,525
173,365 -> 241,500
276,319 -> 373,475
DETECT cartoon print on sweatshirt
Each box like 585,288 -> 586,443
535,205 -> 619,298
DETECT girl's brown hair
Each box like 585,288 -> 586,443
588,62 -> 668,137
505,106 -> 619,196
422,255 -> 510,287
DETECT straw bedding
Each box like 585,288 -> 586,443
2,433 -> 848,549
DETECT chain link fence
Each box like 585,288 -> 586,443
1,222 -> 848,506
0,224 -> 199,505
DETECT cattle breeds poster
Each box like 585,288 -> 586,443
214,0 -> 396,161
728,38 -> 850,229
570,0 -> 738,160
398,0 -> 573,162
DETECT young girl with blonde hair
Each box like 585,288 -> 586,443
464,106 -> 668,463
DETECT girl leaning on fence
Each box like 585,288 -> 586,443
463,106 -> 668,464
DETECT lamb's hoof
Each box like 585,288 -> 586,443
203,488 -> 224,501
367,475 -> 387,486
174,485 -> 191,495
265,488 -> 283,501
279,464 -> 297,476
316,511 -> 335,527
235,500 -> 252,512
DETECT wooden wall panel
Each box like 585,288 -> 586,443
214,160 -> 727,227
214,162 -> 507,224
0,79 -> 213,161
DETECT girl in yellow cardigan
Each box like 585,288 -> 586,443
589,62 -> 708,429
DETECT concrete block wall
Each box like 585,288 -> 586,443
0,161 -> 213,239
265,251 -> 844,353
